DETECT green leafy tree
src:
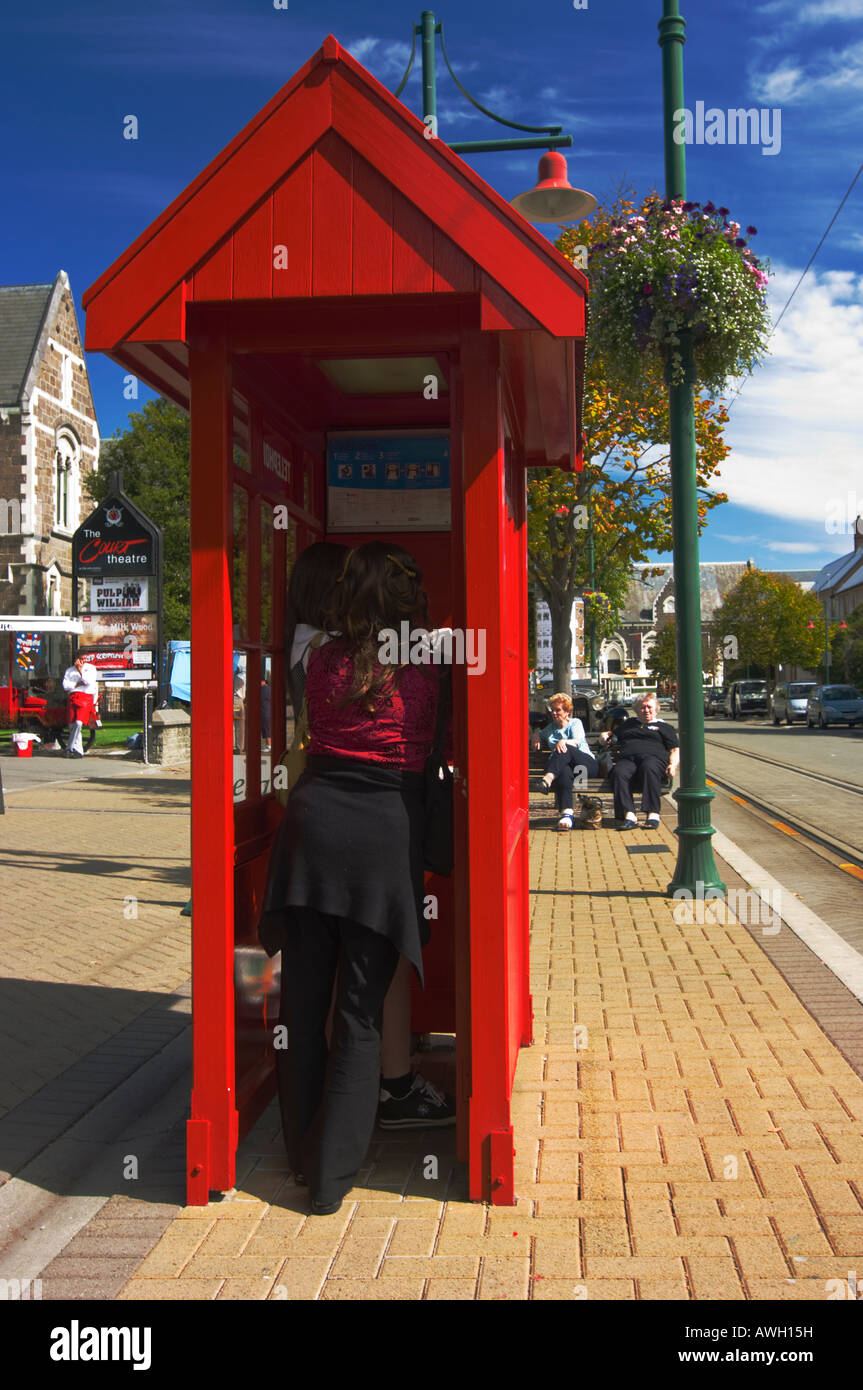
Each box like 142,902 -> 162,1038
86,399 -> 191,643
646,619 -> 721,686
646,622 -> 678,685
711,570 -> 824,680
528,192 -> 731,691
831,604 -> 863,688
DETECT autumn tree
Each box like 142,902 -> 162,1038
711,570 -> 824,681
528,193 -> 731,691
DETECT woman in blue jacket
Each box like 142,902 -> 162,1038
532,692 -> 600,830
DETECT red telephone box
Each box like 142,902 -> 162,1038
83,36 -> 586,1205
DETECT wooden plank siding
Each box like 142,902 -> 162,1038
189,139 -> 480,308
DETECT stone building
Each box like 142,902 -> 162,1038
0,272 -> 100,616
610,561 -> 819,683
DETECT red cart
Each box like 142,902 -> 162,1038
0,617 -> 99,751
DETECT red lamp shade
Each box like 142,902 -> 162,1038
511,151 -> 598,225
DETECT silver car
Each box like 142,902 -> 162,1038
771,682 -> 816,725
806,685 -> 863,729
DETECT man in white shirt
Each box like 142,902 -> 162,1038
62,655 -> 99,757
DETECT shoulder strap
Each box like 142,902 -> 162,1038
432,671 -> 452,760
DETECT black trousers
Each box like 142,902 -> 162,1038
544,746 -> 600,812
277,908 -> 399,1207
612,755 -> 667,818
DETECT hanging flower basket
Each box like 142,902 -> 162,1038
586,197 -> 771,392
583,590 -> 613,625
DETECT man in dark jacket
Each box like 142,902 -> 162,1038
600,693 -> 679,830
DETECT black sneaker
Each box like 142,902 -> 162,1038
378,1073 -> 455,1129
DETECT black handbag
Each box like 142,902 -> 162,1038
423,673 -> 454,877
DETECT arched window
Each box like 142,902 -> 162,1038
55,428 -> 80,531
663,595 -> 675,615
45,564 -> 62,616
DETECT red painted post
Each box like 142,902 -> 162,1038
459,331 -> 515,1204
186,321 -> 239,1202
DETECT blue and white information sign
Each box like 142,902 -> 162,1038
326,431 -> 450,532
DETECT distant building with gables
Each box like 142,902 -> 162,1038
535,561 -> 821,687
0,271 -> 100,615
612,561 -> 819,679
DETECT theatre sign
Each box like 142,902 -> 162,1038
72,477 -> 164,698
72,493 -> 157,579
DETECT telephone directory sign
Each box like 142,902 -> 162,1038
326,431 -> 450,532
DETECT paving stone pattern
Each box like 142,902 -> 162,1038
0,772 -> 192,1122
118,797 -> 863,1301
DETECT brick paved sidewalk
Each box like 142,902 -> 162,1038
116,802 -> 863,1302
0,764 -> 191,1131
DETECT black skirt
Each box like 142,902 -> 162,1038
258,755 -> 429,981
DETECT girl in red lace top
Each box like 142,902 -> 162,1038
260,542 -> 450,1214
306,639 -> 438,771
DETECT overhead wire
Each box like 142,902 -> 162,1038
725,159 -> 863,411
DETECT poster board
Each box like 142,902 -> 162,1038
326,431 -> 450,533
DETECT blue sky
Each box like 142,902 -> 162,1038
3,0 -> 861,572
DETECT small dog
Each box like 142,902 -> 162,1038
578,796 -> 603,829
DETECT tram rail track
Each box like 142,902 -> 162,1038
700,736 -> 863,874
703,732 -> 863,799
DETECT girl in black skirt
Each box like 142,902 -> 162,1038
259,542 -> 442,1215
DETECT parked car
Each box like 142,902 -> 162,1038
771,681 -> 816,725
570,679 -> 608,733
704,686 -> 727,717
724,679 -> 769,719
805,685 -> 863,728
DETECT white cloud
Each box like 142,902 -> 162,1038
765,540 -> 823,552
720,265 -> 863,531
751,40 -> 863,102
760,0 -> 863,22
757,66 -> 804,102
343,37 -> 413,81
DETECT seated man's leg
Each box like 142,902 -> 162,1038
611,757 -> 638,821
636,756 -> 666,816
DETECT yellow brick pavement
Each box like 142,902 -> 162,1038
0,765 -> 192,1116
118,808 -> 863,1301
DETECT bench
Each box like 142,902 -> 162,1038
529,739 -> 677,815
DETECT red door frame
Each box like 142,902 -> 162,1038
186,325 -> 238,1201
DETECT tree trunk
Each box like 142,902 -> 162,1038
549,594 -> 573,694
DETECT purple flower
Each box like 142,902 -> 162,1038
643,284 -> 653,295
734,237 -> 746,248
746,225 -> 758,235
718,207 -> 730,217
703,201 -> 716,214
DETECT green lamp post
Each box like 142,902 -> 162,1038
396,12 -> 596,222
658,0 -> 725,897
587,486 -> 599,681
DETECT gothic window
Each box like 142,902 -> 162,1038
663,596 -> 675,615
55,429 -> 79,531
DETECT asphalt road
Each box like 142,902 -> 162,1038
700,714 -> 863,854
702,711 -> 863,784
